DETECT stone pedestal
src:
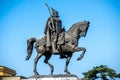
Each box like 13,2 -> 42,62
22,74 -> 83,80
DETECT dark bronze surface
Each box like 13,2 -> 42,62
26,4 -> 90,76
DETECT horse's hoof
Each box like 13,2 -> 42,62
50,73 -> 53,75
34,72 -> 39,76
65,71 -> 71,75
77,57 -> 81,61
77,56 -> 83,61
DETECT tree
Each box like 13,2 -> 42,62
83,65 -> 120,80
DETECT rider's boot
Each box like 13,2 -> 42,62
52,42 -> 59,53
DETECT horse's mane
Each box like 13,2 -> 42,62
67,22 -> 82,34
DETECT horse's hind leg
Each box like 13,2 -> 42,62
64,53 -> 72,75
34,53 -> 43,75
44,53 -> 54,75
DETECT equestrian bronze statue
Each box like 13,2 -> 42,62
25,4 -> 90,76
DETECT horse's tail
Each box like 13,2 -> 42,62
25,37 -> 36,60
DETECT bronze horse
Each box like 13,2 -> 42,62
26,21 -> 89,75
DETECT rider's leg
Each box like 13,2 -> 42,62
51,41 -> 59,53
52,36 -> 59,53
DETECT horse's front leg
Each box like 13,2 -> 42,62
74,47 -> 86,61
64,53 -> 72,75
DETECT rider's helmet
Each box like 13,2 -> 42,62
51,8 -> 59,17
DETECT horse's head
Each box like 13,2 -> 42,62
79,21 -> 89,37
64,21 -> 89,52
67,21 -> 89,39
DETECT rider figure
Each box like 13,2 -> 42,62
44,8 -> 65,54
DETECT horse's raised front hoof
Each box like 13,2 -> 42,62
77,56 -> 83,61
77,57 -> 81,61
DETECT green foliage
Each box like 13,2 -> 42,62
83,65 -> 120,80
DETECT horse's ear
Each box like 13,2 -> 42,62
88,21 -> 90,24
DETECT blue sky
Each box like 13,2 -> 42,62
0,0 -> 120,78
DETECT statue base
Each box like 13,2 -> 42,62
22,74 -> 83,80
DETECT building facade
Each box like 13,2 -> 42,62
0,66 -> 16,77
